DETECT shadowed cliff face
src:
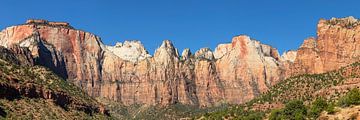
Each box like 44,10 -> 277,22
0,45 -> 109,118
1,17 -> 360,107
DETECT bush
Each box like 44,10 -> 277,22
325,102 -> 336,114
269,100 -> 307,120
240,111 -> 264,120
308,98 -> 327,118
269,109 -> 284,120
284,100 -> 307,118
338,88 -> 360,107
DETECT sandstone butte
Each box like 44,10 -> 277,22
0,17 -> 359,107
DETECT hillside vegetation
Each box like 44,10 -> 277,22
198,62 -> 360,119
0,54 -> 111,119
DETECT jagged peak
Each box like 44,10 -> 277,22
113,40 -> 142,48
195,47 -> 214,60
154,40 -> 179,60
114,42 -> 123,47
215,34 -> 281,60
106,40 -> 151,62
300,37 -> 317,49
159,40 -> 175,49
181,48 -> 192,60
231,35 -> 251,44
260,44 -> 280,60
281,50 -> 297,62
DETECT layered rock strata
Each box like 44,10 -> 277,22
1,17 -> 360,107
284,16 -> 360,77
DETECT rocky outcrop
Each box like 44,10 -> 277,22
0,45 -> 33,66
181,48 -> 191,60
285,16 -> 360,77
0,46 -> 109,116
214,35 -> 283,104
0,20 -> 285,106
281,50 -> 297,62
106,41 -> 151,62
2,17 -> 360,107
26,19 -> 71,28
0,82 -> 107,115
194,48 -> 214,60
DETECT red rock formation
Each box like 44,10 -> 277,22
285,16 -> 360,77
2,17 -> 360,107
0,45 -> 33,66
0,20 -> 285,107
214,35 -> 283,104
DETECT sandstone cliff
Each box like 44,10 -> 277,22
1,17 -> 360,107
214,36 -> 283,104
285,16 -> 360,77
0,46 -> 109,119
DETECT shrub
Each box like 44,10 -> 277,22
269,100 -> 307,120
269,109 -> 283,120
240,111 -> 264,120
325,102 -> 336,114
283,100 -> 307,117
338,88 -> 360,107
308,98 -> 327,118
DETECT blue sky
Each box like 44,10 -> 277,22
1,0 -> 359,55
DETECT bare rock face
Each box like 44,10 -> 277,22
0,45 -> 34,66
214,35 -> 283,104
0,20 -> 284,106
106,40 -> 151,62
181,48 -> 191,60
194,48 -> 214,60
0,20 -> 104,96
281,50 -> 297,62
286,16 -> 360,77
3,17 -> 360,108
214,43 -> 232,59
100,40 -> 200,106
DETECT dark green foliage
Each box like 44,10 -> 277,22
199,62 -> 360,120
325,102 -> 336,115
269,109 -> 284,120
200,106 -> 265,120
338,88 -> 360,107
308,98 -> 328,119
269,100 -> 307,120
268,89 -> 360,119
0,58 -> 110,119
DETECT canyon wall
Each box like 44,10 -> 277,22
1,17 -> 360,107
284,16 -> 360,77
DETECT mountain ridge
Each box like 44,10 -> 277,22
0,16 -> 359,108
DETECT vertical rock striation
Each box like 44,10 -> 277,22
285,16 -> 360,77
2,17 -> 360,107
214,35 -> 283,104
